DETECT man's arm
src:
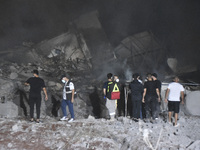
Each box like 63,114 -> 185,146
71,89 -> 75,103
25,82 -> 29,86
142,88 -> 146,103
103,88 -> 106,96
43,87 -> 48,101
165,88 -> 170,103
156,88 -> 161,102
181,91 -> 184,104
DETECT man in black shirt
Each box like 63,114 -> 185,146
142,74 -> 160,122
129,73 -> 144,121
25,70 -> 48,122
152,73 -> 162,119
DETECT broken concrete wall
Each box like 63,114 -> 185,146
0,46 -> 40,64
167,57 -> 198,75
73,11 -> 114,69
185,91 -> 200,116
114,31 -> 168,75
36,31 -> 92,71
0,101 -> 18,118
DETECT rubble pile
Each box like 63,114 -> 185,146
0,116 -> 200,150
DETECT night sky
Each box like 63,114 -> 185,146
0,0 -> 200,66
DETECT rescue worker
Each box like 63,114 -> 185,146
60,74 -> 75,122
103,73 -> 118,120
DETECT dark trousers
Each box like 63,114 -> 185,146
145,95 -> 157,119
29,96 -> 41,119
132,100 -> 141,119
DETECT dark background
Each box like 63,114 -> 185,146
0,0 -> 200,66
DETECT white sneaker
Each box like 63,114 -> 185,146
68,118 -> 74,122
60,116 -> 68,121
174,123 -> 180,127
168,122 -> 173,125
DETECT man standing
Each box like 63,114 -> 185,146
60,74 -> 75,122
25,70 -> 48,123
103,73 -> 117,120
142,74 -> 160,122
151,73 -> 162,119
165,76 -> 184,127
129,73 -> 144,122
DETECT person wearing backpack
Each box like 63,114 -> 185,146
60,73 -> 75,122
103,73 -> 120,120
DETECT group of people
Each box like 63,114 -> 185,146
25,70 -> 75,123
25,69 -> 184,126
103,72 -> 185,127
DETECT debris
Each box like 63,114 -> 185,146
185,91 -> 200,116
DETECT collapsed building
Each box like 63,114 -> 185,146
0,11 -> 200,120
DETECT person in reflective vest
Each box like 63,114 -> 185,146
103,73 -> 120,120
60,73 -> 75,122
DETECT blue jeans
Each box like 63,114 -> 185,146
61,99 -> 74,119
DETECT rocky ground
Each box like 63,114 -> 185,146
0,114 -> 200,150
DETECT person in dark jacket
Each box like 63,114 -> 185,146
129,73 -> 144,121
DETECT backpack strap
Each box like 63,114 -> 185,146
112,83 -> 119,92
107,81 -> 113,93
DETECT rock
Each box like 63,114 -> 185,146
87,115 -> 95,120
10,72 -> 18,79
55,83 -> 63,90
0,101 -> 18,117
9,66 -> 17,72
185,91 -> 200,116
186,140 -> 200,150
48,81 -> 56,87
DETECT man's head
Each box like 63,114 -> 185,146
173,76 -> 179,82
151,73 -> 157,81
33,70 -> 39,77
114,75 -> 119,82
107,73 -> 113,80
132,73 -> 140,80
61,73 -> 70,81
147,73 -> 152,81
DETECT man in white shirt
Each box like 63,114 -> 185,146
165,76 -> 184,127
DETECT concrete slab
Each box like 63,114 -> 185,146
185,91 -> 200,116
0,101 -> 18,118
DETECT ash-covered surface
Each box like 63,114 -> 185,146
0,115 -> 200,150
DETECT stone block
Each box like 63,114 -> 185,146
0,101 -> 18,118
185,91 -> 200,116
10,72 -> 18,79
